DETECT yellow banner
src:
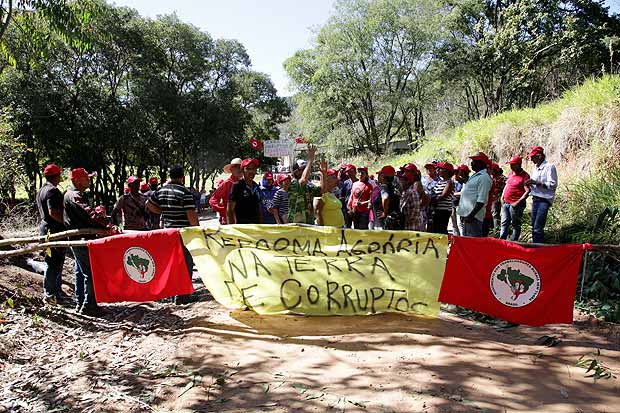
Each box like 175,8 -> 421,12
181,225 -> 448,316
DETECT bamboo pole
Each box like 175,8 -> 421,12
0,240 -> 90,258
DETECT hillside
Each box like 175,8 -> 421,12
377,75 -> 620,178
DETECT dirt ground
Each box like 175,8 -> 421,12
0,261 -> 619,413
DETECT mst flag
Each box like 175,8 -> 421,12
88,229 -> 194,303
439,237 -> 585,326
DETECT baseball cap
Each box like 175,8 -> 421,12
456,164 -> 471,172
357,166 -> 369,173
436,162 -> 455,173
424,162 -> 437,169
276,173 -> 291,184
148,177 -> 159,185
70,168 -> 96,180
377,165 -> 396,177
127,176 -> 140,184
140,182 -> 149,191
241,158 -> 259,169
528,146 -> 544,157
507,155 -> 522,165
326,168 -> 339,177
223,158 -> 242,173
263,171 -> 274,180
43,164 -> 61,177
345,164 -> 356,172
123,186 -> 130,194
338,162 -> 347,169
469,151 -> 491,165
401,163 -> 419,174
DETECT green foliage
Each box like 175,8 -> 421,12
576,349 -> 618,381
0,1 -> 288,205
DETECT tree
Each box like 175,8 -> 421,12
285,0 -> 441,154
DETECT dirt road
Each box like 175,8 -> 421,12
0,264 -> 618,413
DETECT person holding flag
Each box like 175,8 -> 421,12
64,168 -> 116,316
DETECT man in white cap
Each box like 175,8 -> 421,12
209,157 -> 242,224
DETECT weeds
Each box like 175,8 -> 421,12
576,349 -> 618,381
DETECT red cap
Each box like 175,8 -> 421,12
124,186 -> 130,194
469,152 -> 491,165
276,173 -> 291,184
70,168 -> 96,180
338,162 -> 347,169
345,164 -> 356,172
140,182 -> 149,191
436,162 -> 455,173
94,205 -> 106,215
491,162 -> 501,172
148,177 -> 159,185
401,163 -> 419,174
357,166 -> 368,173
528,146 -> 544,157
424,162 -> 436,169
398,171 -> 415,183
263,171 -> 274,180
326,168 -> 339,177
127,176 -> 140,184
241,158 -> 259,169
378,165 -> 396,177
43,164 -> 62,177
457,164 -> 471,172
507,155 -> 522,165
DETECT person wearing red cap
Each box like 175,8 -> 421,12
347,166 -> 372,229
64,167 -> 116,316
456,153 -> 493,237
398,169 -> 426,231
111,176 -> 148,230
372,166 -> 402,230
270,174 -> 292,224
259,171 -> 278,224
339,164 -> 358,228
227,158 -> 262,224
500,155 -> 531,241
489,162 -> 507,232
36,164 -> 67,304
525,146 -> 557,243
209,157 -> 243,224
144,177 -> 161,229
315,161 -> 345,227
429,162 -> 455,234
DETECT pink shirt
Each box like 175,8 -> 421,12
503,170 -> 530,204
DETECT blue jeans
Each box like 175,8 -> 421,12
500,201 -> 526,241
43,247 -> 66,299
462,217 -> 483,237
71,246 -> 96,308
531,197 -> 551,243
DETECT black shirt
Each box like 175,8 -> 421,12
63,186 -> 109,232
37,182 -> 66,234
149,184 -> 195,228
229,180 -> 261,224
373,183 -> 400,216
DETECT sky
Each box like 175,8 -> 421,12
113,0 -> 619,97
112,0 -> 336,96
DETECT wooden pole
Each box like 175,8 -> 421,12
0,228 -> 110,247
0,240 -> 89,258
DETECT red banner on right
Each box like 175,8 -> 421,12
439,237 -> 585,326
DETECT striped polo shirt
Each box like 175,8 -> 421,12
149,183 -> 195,228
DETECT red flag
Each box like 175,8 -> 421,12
439,237 -> 584,326
249,138 -> 263,150
88,229 -> 194,303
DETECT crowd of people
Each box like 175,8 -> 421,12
207,144 -> 557,243
35,144 -> 557,315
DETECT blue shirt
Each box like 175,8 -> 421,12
456,170 -> 492,221
259,184 -> 279,224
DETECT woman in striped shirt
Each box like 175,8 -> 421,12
430,162 -> 454,234
270,174 -> 291,224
